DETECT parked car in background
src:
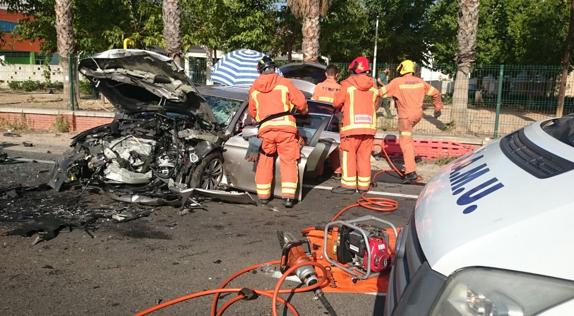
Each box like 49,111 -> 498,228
279,62 -> 327,84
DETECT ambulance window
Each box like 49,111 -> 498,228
541,115 -> 574,147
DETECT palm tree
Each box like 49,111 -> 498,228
557,0 -> 574,118
287,0 -> 331,62
163,0 -> 183,67
451,0 -> 479,130
55,0 -> 75,109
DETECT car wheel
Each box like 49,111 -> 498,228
188,151 -> 224,190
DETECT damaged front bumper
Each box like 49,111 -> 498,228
48,112 -> 225,204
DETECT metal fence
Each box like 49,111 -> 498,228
331,63 -> 568,138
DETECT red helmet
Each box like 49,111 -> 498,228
348,56 -> 371,74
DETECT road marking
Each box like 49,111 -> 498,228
303,184 -> 419,199
11,158 -> 55,164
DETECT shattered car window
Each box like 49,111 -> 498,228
296,114 -> 330,144
203,95 -> 244,126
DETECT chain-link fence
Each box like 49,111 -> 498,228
331,62 -> 568,138
0,53 -> 570,138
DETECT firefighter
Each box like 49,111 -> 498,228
380,59 -> 443,183
312,64 -> 343,179
331,56 -> 379,194
248,56 -> 308,208
312,64 -> 341,103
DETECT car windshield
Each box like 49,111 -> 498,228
203,95 -> 244,126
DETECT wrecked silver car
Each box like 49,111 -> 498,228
49,49 -> 226,205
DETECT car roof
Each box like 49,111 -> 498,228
196,84 -> 334,115
196,85 -> 248,101
197,81 -> 315,100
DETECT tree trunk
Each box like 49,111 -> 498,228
301,0 -> 320,62
557,0 -> 574,118
163,0 -> 183,67
201,45 -> 213,85
452,0 -> 479,131
55,0 -> 75,109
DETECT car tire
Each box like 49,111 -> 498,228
187,151 -> 224,190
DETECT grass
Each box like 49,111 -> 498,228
53,114 -> 70,133
0,113 -> 30,131
434,156 -> 458,166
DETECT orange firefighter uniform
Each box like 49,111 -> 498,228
248,73 -> 308,200
332,57 -> 378,191
312,77 -> 341,104
380,73 -> 443,174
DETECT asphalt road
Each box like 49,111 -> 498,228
0,149 -> 422,316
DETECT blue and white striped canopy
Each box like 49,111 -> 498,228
211,49 -> 266,86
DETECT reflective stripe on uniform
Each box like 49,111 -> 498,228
347,86 -> 357,127
257,189 -> 271,195
341,123 -> 376,132
379,86 -> 388,96
342,151 -> 349,179
399,83 -> 424,89
426,86 -> 438,96
282,182 -> 298,189
260,120 -> 297,129
257,182 -> 272,196
358,176 -> 370,188
318,96 -> 334,103
358,176 -> 370,182
341,178 -> 357,186
400,131 -> 412,137
282,188 -> 297,194
252,90 -> 261,121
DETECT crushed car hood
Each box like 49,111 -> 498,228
79,49 -> 213,120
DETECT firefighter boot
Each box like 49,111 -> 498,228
283,198 -> 294,208
402,172 -> 418,184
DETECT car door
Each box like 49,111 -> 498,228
222,104 -> 336,201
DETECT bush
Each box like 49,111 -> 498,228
20,80 -> 43,92
53,114 -> 70,133
8,81 -> 21,90
0,113 -> 30,131
7,80 -> 63,92
46,81 -> 63,90
79,80 -> 94,95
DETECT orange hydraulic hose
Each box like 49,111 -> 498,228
210,260 -> 280,316
136,154 -> 401,316
136,260 -> 330,316
271,261 -> 330,316
381,144 -> 405,178
331,193 -> 398,221
135,288 -> 298,316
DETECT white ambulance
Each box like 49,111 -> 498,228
385,115 -> 574,315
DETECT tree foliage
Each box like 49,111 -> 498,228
321,0 -> 434,63
180,0 -> 277,54
4,0 -> 163,54
427,0 -> 572,71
